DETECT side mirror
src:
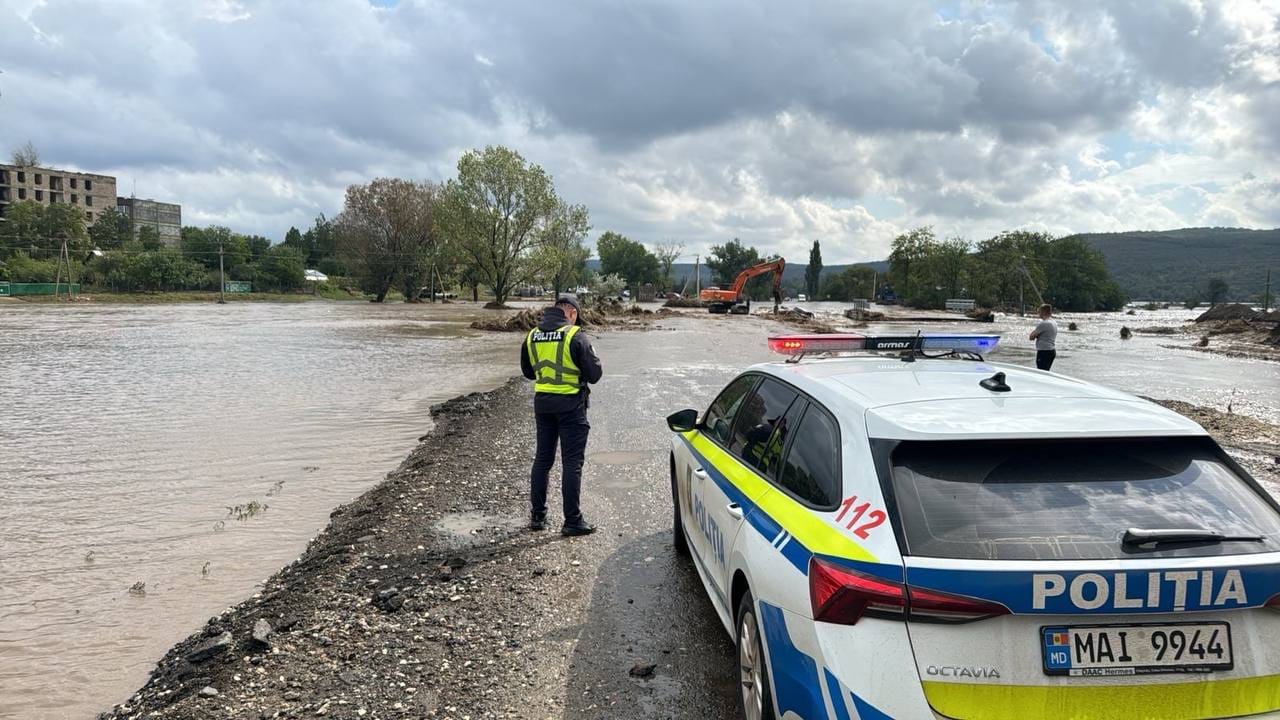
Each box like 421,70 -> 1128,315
666,409 -> 699,433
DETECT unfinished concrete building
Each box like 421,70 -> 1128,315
0,163 -> 118,225
116,197 -> 183,247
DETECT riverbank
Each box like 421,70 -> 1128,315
101,374 -> 1279,719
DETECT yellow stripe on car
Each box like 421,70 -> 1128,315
686,432 -> 877,564
922,675 -> 1280,720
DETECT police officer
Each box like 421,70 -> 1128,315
519,295 -> 603,536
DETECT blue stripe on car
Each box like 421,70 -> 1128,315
759,601 -> 829,720
824,669 -> 852,720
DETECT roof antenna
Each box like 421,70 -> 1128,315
900,329 -> 923,362
980,371 -> 1011,393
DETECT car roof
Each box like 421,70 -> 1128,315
748,356 -> 1207,441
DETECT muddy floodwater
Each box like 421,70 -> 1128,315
0,302 -> 514,719
0,300 -> 1275,719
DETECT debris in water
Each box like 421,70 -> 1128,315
128,581 -> 147,597
226,500 -> 269,521
629,663 -> 657,679
1120,326 -> 1132,339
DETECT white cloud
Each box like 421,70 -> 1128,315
0,0 -> 1275,263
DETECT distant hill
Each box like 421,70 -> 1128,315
1069,228 -> 1280,302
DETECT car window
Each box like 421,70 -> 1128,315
702,375 -> 757,445
888,437 -> 1280,561
728,379 -> 799,475
778,405 -> 842,507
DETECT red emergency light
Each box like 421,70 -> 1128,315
767,334 -> 867,354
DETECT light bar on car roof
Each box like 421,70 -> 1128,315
767,333 -> 1001,356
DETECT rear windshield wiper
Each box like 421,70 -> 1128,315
1122,527 -> 1266,547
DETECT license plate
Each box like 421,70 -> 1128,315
1042,622 -> 1233,676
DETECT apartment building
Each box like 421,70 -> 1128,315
0,163 -> 118,225
116,197 -> 182,247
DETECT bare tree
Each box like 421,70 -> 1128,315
652,240 -> 684,291
11,141 -> 39,167
334,178 -> 439,303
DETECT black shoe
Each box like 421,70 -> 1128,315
529,513 -> 547,531
561,520 -> 596,537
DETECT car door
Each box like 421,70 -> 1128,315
704,377 -> 801,595
681,374 -> 758,593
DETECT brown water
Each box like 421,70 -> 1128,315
0,301 -> 515,719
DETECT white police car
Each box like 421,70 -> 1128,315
665,333 -> 1280,720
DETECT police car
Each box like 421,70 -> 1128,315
665,333 -> 1280,720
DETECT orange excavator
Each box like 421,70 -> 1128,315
699,258 -> 785,314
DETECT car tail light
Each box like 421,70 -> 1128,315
907,585 -> 1012,623
809,557 -> 1011,625
810,557 -> 906,624
1267,593 -> 1280,612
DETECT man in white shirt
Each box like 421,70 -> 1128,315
1029,303 -> 1057,371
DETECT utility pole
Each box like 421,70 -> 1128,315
694,255 -> 701,296
218,238 -> 226,304
1264,269 -> 1272,313
1018,272 -> 1024,317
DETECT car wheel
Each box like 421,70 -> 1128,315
671,464 -> 689,556
736,589 -> 776,720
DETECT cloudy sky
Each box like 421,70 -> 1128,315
1,0 -> 1277,263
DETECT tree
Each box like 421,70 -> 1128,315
652,240 -> 684,291
0,201 -> 88,256
1041,236 -> 1126,311
1207,276 -> 1230,305
11,141 -> 39,167
182,226 -> 245,269
820,265 -> 876,301
259,244 -> 306,291
138,225 -> 163,251
333,178 -> 438,302
438,146 -> 558,307
705,238 -> 762,287
283,226 -> 304,250
805,240 -> 823,299
304,215 -> 340,273
888,227 -> 934,301
597,231 -> 659,293
88,209 -> 131,250
588,272 -> 626,300
535,201 -> 591,296
243,235 -> 271,262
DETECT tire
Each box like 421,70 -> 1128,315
671,462 -> 689,556
736,589 -> 776,720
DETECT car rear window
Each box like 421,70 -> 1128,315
887,438 -> 1280,561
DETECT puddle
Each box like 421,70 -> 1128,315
432,511 -> 520,548
589,451 -> 649,466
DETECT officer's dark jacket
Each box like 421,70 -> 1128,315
519,306 -> 603,414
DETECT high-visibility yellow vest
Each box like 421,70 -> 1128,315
526,324 -> 584,395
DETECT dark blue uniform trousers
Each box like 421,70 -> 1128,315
530,406 -> 590,523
